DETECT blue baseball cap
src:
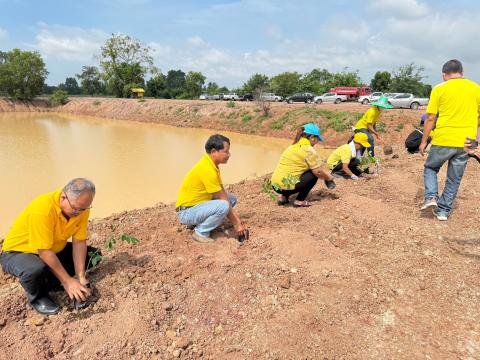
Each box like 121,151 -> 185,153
303,123 -> 324,141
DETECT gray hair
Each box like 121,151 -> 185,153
63,178 -> 96,199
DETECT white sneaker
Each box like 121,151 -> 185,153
191,232 -> 215,243
433,209 -> 448,221
420,198 -> 437,211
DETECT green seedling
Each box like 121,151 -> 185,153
360,153 -> 380,174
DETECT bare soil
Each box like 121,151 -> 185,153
1,98 -> 479,359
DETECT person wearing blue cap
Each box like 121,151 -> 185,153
271,123 -> 336,207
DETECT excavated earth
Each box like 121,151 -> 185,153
1,98 -> 480,359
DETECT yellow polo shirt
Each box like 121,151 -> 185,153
327,143 -> 354,169
176,154 -> 223,208
427,78 -> 480,147
355,106 -> 381,130
271,138 -> 320,190
2,189 -> 89,254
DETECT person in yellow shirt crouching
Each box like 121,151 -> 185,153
176,134 -> 248,243
354,95 -> 393,156
327,133 -> 371,180
0,178 -> 97,315
271,123 -> 336,207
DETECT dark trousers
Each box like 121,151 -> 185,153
331,159 -> 362,178
0,242 -> 99,303
274,170 -> 318,201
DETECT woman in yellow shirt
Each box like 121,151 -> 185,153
271,123 -> 336,207
354,95 -> 393,156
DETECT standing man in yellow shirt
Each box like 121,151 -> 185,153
176,134 -> 248,243
0,178 -> 97,315
420,59 -> 480,220
354,95 -> 393,156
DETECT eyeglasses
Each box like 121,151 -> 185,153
63,193 -> 92,214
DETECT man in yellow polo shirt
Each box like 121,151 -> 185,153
420,59 -> 480,220
327,132 -> 371,180
0,178 -> 97,314
176,134 -> 248,243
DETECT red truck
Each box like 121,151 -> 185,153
329,86 -> 372,101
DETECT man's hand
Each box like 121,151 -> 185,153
63,277 -> 91,302
375,133 -> 381,141
419,141 -> 428,156
77,273 -> 89,286
234,221 -> 248,238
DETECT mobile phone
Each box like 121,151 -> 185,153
467,138 -> 478,149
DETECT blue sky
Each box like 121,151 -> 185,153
1,0 -> 480,88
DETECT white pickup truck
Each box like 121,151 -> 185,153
358,91 -> 384,105
387,93 -> 429,109
223,93 -> 241,101
314,93 -> 348,104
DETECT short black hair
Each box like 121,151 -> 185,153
442,59 -> 463,74
205,134 -> 230,153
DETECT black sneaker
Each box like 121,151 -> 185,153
31,295 -> 60,315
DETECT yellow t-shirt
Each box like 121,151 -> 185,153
327,143 -> 354,169
427,78 -> 480,147
355,107 -> 381,130
176,154 -> 223,208
2,189 -> 89,254
271,138 -> 320,190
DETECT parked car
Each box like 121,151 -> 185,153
314,93 -> 347,104
259,92 -> 283,102
358,92 -> 383,105
387,93 -> 429,109
383,92 -> 402,99
212,93 -> 224,100
223,93 -> 241,101
199,94 -> 214,100
285,92 -> 315,104
240,93 -> 254,101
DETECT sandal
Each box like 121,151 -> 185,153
293,200 -> 311,207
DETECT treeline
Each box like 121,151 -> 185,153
0,33 -> 432,101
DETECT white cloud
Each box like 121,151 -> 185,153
0,27 -> 7,41
369,0 -> 429,19
33,23 -> 108,61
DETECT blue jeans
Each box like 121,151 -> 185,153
177,193 -> 237,237
354,128 -> 375,156
424,146 -> 469,216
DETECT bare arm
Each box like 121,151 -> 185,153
72,238 -> 88,285
312,167 -> 335,181
420,114 -> 437,156
341,163 -> 354,177
368,124 -> 379,139
38,249 -> 91,301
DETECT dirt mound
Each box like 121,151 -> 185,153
1,149 -> 480,359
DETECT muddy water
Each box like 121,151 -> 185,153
0,112 -> 332,236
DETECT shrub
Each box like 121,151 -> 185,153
49,90 -> 69,106
395,123 -> 404,132
226,100 -> 235,108
377,122 -> 387,133
241,113 -> 252,123
93,100 -> 101,106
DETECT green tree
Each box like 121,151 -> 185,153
165,69 -> 186,98
204,81 -> 219,95
185,71 -> 206,98
146,73 -> 167,98
301,68 -> 333,94
269,72 -> 302,98
58,77 -> 81,95
370,71 -> 392,91
0,49 -> 48,100
332,68 -> 361,87
242,73 -> 269,94
217,86 -> 229,94
76,66 -> 103,96
100,33 -> 153,98
389,63 -> 426,96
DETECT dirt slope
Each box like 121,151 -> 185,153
1,148 -> 480,359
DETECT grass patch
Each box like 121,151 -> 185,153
253,107 -> 261,113
395,123 -> 405,132
175,107 -> 185,116
227,111 -> 238,120
92,100 -> 101,106
241,112 -> 252,123
218,112 -> 225,119
301,108 -> 362,132
377,122 -> 387,133
226,100 -> 235,108
137,98 -> 146,103
269,112 -> 292,130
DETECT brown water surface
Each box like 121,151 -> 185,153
0,113 -> 331,236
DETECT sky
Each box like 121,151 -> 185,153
1,0 -> 480,88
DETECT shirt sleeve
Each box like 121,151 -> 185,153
201,168 -> 223,194
28,213 -> 54,250
426,87 -> 439,115
305,147 -> 320,169
340,147 -> 353,164
73,211 -> 90,241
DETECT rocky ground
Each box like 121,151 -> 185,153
1,98 -> 479,359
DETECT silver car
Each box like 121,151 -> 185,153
314,93 -> 347,104
388,93 -> 429,109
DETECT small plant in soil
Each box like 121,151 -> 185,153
262,175 -> 300,200
376,122 -> 387,133
395,123 -> 404,132
226,100 -> 235,108
93,100 -> 101,106
360,153 -> 380,174
87,224 -> 139,272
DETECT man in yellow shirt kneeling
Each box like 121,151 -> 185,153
327,133 -> 372,180
0,178 -> 97,315
176,134 -> 248,243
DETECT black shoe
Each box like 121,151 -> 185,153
31,295 -> 60,315
324,179 -> 336,189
